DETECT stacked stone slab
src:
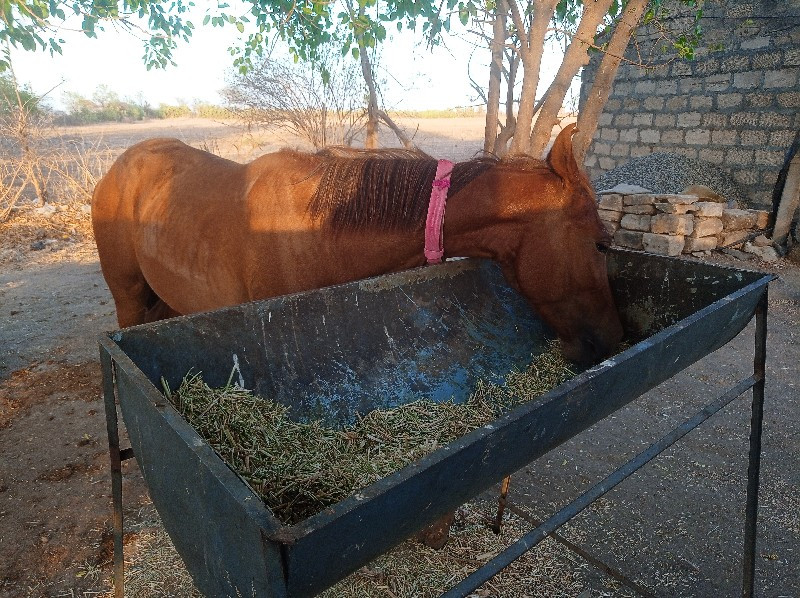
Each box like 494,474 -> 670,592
597,187 -> 770,257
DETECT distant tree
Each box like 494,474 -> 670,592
61,86 -> 158,123
0,71 -> 38,115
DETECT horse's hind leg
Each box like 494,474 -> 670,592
93,222 -> 159,327
143,298 -> 181,323
105,273 -> 180,328
105,273 -> 160,328
93,152 -> 180,328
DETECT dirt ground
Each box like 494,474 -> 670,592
0,118 -> 797,597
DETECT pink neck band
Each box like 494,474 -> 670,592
424,159 -> 454,264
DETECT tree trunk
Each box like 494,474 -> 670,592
345,0 -> 380,148
528,0 -> 613,157
494,51 -> 519,156
484,5 -> 506,154
357,41 -> 380,149
574,0 -> 649,164
508,0 -> 559,155
377,110 -> 415,148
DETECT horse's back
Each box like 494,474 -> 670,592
92,140 -> 325,325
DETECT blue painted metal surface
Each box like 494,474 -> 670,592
110,259 -> 552,427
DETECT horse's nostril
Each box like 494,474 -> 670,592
580,330 -> 616,365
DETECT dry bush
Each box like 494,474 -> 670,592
0,123 -> 115,219
223,49 -> 367,150
0,88 -> 111,261
47,134 -> 116,202
1,62 -> 114,222
0,105 -> 51,219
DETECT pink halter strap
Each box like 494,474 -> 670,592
424,159 -> 454,264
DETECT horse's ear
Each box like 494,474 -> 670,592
546,123 -> 581,183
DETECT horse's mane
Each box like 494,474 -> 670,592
308,147 -> 508,231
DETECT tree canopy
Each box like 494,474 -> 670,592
0,0 -> 194,70
2,0 -> 703,154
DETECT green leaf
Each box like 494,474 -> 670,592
82,16 -> 95,35
203,14 -> 210,25
236,21 -> 244,33
351,46 -> 359,59
21,34 -> 36,51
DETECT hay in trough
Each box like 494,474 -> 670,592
164,345 -> 573,525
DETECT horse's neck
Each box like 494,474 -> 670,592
443,181 -> 525,264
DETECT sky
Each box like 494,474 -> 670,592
10,5 -> 501,113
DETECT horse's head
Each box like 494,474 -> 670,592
307,132 -> 623,364
496,125 -> 623,365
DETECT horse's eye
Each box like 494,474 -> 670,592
596,242 -> 610,253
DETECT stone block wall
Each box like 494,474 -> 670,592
598,189 -> 770,257
580,0 -> 800,209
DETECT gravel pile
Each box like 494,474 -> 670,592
593,152 -> 749,206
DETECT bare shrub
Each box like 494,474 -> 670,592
0,61 -> 115,221
0,116 -> 115,221
0,66 -> 52,218
47,134 -> 115,203
223,50 -> 367,149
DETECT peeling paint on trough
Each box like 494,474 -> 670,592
101,249 -> 771,597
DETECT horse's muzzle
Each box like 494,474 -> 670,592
563,324 -> 624,367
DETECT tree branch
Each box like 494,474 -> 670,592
575,0 -> 650,164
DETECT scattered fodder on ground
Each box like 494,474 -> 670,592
99,505 -> 201,598
0,201 -> 95,265
107,500 -> 600,598
321,502 -> 591,598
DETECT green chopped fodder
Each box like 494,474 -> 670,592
164,345 -> 573,525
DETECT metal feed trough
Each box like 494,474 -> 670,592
101,249 -> 772,598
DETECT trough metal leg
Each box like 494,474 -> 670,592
101,350 -> 125,598
442,286 -> 771,598
742,288 -> 768,598
491,475 -> 512,533
441,374 -> 759,598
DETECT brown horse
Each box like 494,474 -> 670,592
92,124 -> 622,364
